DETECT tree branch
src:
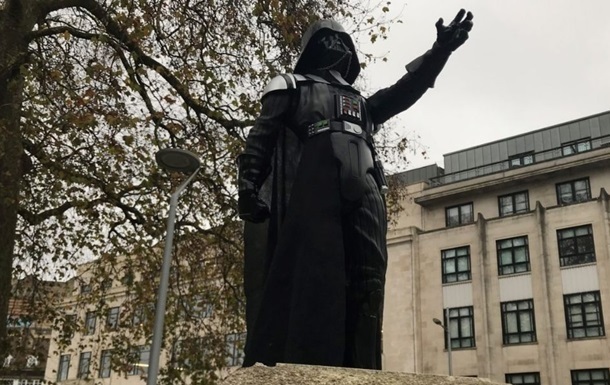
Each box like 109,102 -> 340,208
27,24 -> 99,41
46,0 -> 254,133
37,0 -> 87,17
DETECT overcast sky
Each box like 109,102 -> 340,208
362,0 -> 610,170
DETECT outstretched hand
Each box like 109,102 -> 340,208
435,9 -> 473,52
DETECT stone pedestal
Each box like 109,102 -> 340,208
221,364 -> 507,385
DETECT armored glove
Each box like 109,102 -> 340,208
237,153 -> 270,223
434,9 -> 474,53
238,190 -> 270,223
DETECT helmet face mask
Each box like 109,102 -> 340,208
294,20 -> 361,84
312,32 -> 353,78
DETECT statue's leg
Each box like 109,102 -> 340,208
342,173 -> 388,369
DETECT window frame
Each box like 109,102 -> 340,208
441,246 -> 472,284
445,203 -> 474,227
571,368 -> 610,385
498,191 -> 530,217
444,306 -> 475,349
556,178 -> 591,205
497,236 -> 530,276
99,350 -> 112,378
505,372 -> 541,385
61,314 -> 76,339
501,299 -> 537,345
106,307 -> 120,330
77,352 -> 91,379
564,291 -> 605,339
508,152 -> 535,168
557,225 -> 596,267
225,332 -> 247,367
131,303 -> 150,326
57,354 -> 70,382
562,138 -> 592,156
128,345 -> 150,376
84,311 -> 96,335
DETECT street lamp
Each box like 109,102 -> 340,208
147,148 -> 201,385
433,308 -> 453,376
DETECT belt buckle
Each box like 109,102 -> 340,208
342,121 -> 363,135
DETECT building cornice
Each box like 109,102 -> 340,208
415,148 -> 610,206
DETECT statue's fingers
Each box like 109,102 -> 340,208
465,11 -> 474,21
450,9 -> 466,25
435,17 -> 444,31
461,19 -> 474,32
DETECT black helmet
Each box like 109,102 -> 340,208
294,19 -> 361,84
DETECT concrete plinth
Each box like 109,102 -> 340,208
221,364 -> 507,385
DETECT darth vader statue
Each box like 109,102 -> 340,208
237,10 -> 473,369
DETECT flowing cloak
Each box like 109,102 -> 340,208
242,47 -> 452,367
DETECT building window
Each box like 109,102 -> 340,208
497,236 -> 530,275
77,352 -> 91,379
84,311 -> 96,335
180,296 -> 214,320
81,282 -> 91,294
101,280 -> 112,291
132,302 -> 154,326
556,178 -> 591,205
445,203 -> 474,227
557,225 -> 596,267
445,307 -> 475,349
565,291 -> 605,339
225,332 -> 247,367
61,314 -> 76,340
505,372 -> 541,385
442,246 -> 471,284
171,339 -> 189,369
501,300 -> 536,344
121,271 -> 135,286
106,307 -> 120,329
57,354 -> 70,381
129,345 -> 150,376
562,139 -> 591,156
171,338 -> 208,370
498,191 -> 529,216
509,152 -> 535,168
571,368 -> 609,385
99,350 -> 112,378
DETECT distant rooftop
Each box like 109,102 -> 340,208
395,110 -> 610,186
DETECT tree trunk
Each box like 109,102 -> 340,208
0,0 -> 35,359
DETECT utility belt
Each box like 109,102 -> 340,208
307,119 -> 370,142
307,119 -> 388,199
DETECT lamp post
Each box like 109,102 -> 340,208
433,308 -> 453,376
147,148 -> 201,385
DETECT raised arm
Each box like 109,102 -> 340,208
368,9 -> 473,125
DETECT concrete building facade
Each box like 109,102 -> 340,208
43,256 -> 245,385
383,111 -> 610,384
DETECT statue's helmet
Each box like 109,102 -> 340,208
294,19 -> 361,84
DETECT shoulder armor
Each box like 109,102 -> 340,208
262,74 -> 308,99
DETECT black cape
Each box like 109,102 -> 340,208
243,123 -> 349,366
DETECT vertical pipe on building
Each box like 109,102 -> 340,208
411,228 -> 422,373
596,189 -> 610,360
534,201 -> 558,385
475,213 -> 493,378
445,307 -> 453,376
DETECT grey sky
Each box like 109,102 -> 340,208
363,0 -> 610,170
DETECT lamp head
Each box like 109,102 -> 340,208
155,148 -> 201,173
